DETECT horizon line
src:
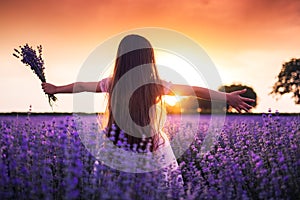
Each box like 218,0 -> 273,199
0,111 -> 299,116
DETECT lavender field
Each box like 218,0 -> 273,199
0,113 -> 299,200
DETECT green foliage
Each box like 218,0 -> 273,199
218,84 -> 257,112
271,58 -> 300,104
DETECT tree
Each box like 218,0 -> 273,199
218,84 -> 257,112
271,58 -> 300,104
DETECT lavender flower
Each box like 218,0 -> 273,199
0,113 -> 299,199
13,44 -> 57,107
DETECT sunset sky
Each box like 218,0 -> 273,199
1,0 -> 300,113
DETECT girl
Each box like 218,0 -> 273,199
42,34 -> 254,187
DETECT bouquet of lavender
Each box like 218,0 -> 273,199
13,44 -> 57,107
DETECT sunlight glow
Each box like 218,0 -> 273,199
162,95 -> 181,106
155,49 -> 207,87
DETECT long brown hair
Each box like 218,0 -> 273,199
105,34 -> 165,152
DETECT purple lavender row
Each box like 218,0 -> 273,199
0,113 -> 299,199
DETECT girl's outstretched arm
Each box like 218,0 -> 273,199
168,84 -> 255,113
42,82 -> 101,94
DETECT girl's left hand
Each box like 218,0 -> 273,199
226,89 -> 255,113
42,82 -> 57,95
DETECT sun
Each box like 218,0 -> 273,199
163,95 -> 180,106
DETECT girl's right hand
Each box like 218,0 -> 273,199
42,83 -> 57,95
226,89 -> 255,113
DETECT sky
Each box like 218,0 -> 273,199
1,0 -> 300,113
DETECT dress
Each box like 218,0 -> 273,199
97,77 -> 184,188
